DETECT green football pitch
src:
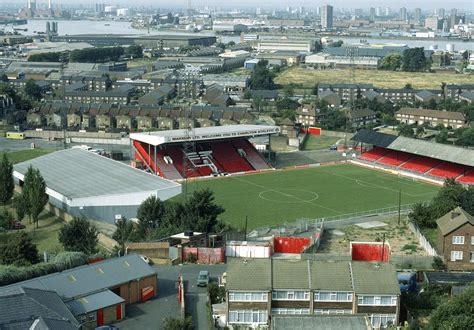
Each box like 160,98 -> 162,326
185,164 -> 439,230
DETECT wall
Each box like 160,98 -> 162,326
351,242 -> 390,262
274,236 -> 312,254
443,224 -> 474,271
182,247 -> 224,264
225,243 -> 272,258
125,242 -> 170,259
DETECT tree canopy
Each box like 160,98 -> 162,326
427,284 -> 474,329
249,60 -> 276,90
137,195 -> 164,235
22,166 -> 48,228
0,154 -> 14,207
69,46 -> 124,63
0,232 -> 39,266
379,53 -> 402,71
402,47 -> 430,72
24,79 -> 43,100
58,216 -> 98,254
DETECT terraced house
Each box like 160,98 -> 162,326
226,258 -> 400,328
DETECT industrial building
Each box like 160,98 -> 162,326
0,255 -> 157,329
13,148 -> 181,224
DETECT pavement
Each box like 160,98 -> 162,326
114,263 -> 226,330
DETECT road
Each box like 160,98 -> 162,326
114,264 -> 226,330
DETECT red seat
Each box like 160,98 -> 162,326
457,169 -> 474,184
377,151 -> 412,166
401,156 -> 441,173
429,162 -> 467,179
359,146 -> 389,161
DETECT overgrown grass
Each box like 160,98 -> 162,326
302,135 -> 341,151
420,227 -> 437,247
276,66 -> 474,89
0,149 -> 54,164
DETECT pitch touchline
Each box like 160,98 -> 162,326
231,176 -> 344,215
323,171 -> 435,197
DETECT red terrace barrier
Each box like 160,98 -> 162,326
87,257 -> 104,264
274,236 -> 312,254
182,247 -> 224,264
300,127 -> 322,135
351,242 -> 390,262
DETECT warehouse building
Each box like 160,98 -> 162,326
13,148 -> 181,224
0,255 -> 157,329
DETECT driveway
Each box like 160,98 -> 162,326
114,264 -> 226,330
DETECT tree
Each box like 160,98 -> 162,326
427,284 -> 474,330
185,189 -> 225,233
243,90 -> 252,99
460,186 -> 474,215
113,218 -> 138,251
431,179 -> 465,218
163,316 -> 193,330
24,79 -> 43,100
0,232 -> 39,266
397,123 -> 414,137
249,60 -> 275,90
22,166 -> 48,228
137,195 -> 164,235
28,52 -> 63,62
409,202 -> 435,228
0,154 -> 14,208
13,195 -> 28,221
436,129 -> 450,144
416,126 -> 425,138
59,217 -> 98,254
126,45 -> 143,59
455,128 -> 474,147
283,84 -> 296,97
402,47 -> 430,72
379,53 -> 402,71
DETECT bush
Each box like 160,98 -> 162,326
186,253 -> 197,263
0,251 -> 88,286
432,256 -> 447,271
208,282 -> 226,304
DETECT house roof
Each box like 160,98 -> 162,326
396,107 -> 466,121
459,91 -> 474,101
348,108 -> 376,120
311,261 -> 353,291
296,105 -> 317,117
273,260 -> 310,290
31,316 -> 79,330
280,118 -> 295,126
319,90 -> 339,99
415,90 -> 440,100
226,258 -> 272,291
436,207 -> 474,236
0,255 -> 157,301
0,287 -> 79,329
351,262 -> 400,295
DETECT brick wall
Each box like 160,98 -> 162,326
441,224 -> 474,271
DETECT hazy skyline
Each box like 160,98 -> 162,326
4,0 -> 474,10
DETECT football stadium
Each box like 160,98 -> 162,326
127,126 -> 474,230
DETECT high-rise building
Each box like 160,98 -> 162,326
321,5 -> 333,29
385,7 -> 390,16
48,0 -> 52,10
399,7 -> 407,21
436,8 -> 445,18
425,16 -> 441,30
414,8 -> 422,24
376,7 -> 382,17
256,7 -> 261,15
354,8 -> 363,17
369,7 -> 376,21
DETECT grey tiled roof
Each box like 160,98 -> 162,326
226,258 -> 272,291
273,260 -> 310,289
436,207 -> 474,236
0,287 -> 79,329
66,290 -> 124,315
311,261 -> 353,291
351,262 -> 400,295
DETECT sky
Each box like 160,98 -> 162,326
5,0 -> 474,10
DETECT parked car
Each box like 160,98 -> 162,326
218,272 -> 227,287
197,270 -> 210,287
12,221 -> 25,230
329,144 -> 338,150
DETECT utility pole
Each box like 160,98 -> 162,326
381,233 -> 386,262
244,215 -> 248,241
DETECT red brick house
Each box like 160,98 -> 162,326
436,207 -> 474,271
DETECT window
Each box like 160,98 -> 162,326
370,314 -> 396,328
452,236 -> 465,245
451,251 -> 463,261
471,236 -> 474,245
314,291 -> 353,302
229,310 -> 268,324
272,290 -> 310,301
272,308 -> 310,315
229,292 -> 268,302
88,313 -> 96,322
470,252 -> 474,263
358,295 -> 397,306
314,309 -> 352,315
79,316 -> 86,324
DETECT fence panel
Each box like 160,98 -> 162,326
407,223 -> 439,257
